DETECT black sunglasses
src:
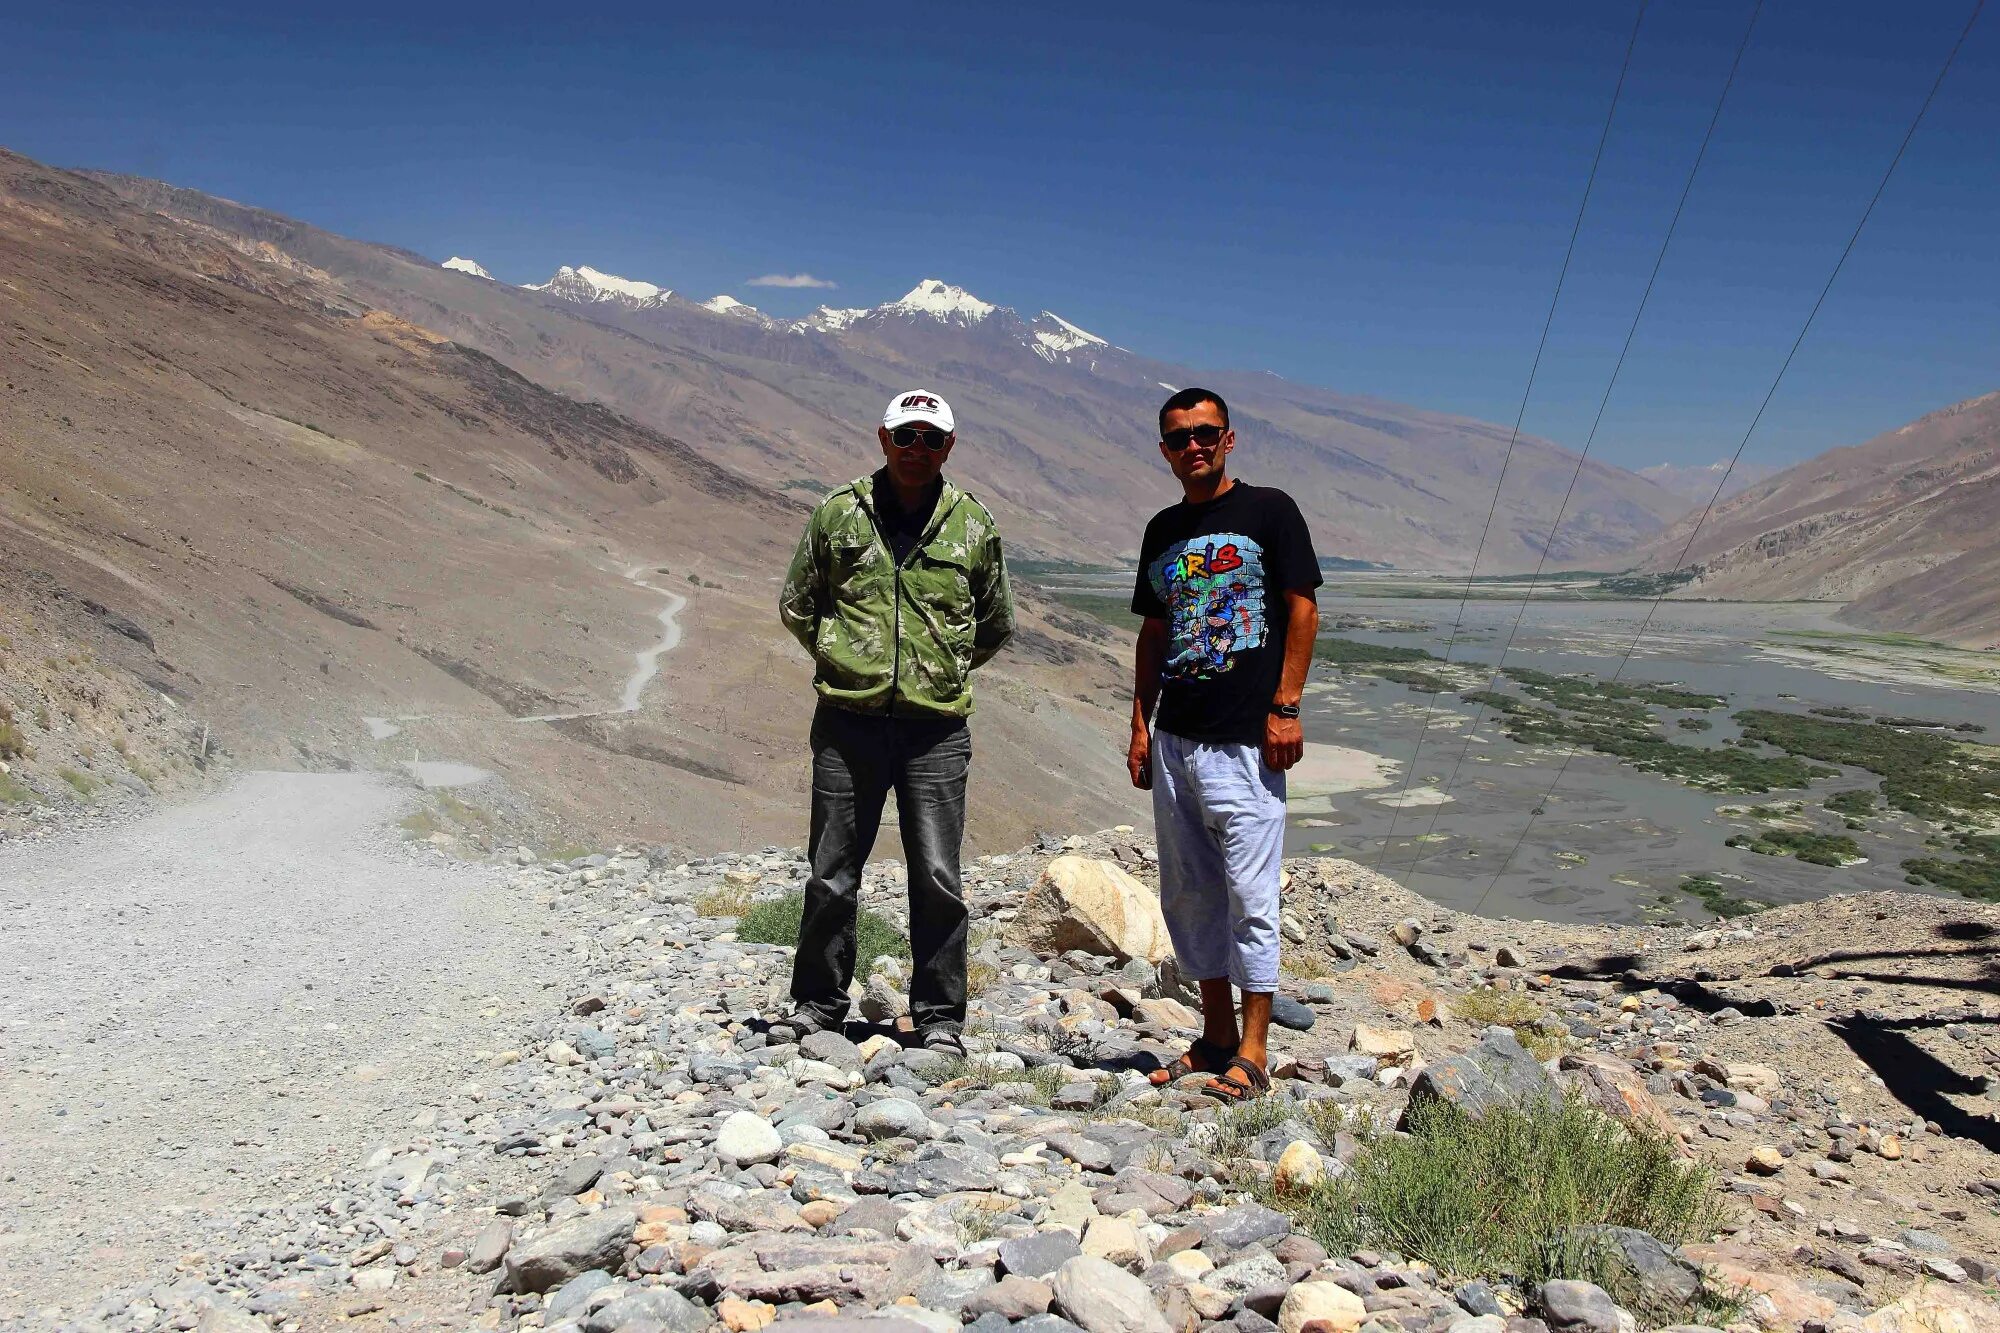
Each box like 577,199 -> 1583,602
1162,423 -> 1227,452
891,425 -> 952,451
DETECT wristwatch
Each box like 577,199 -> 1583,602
1270,703 -> 1301,719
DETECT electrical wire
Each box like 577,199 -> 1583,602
1370,0 -> 1650,872
1466,0 -> 1987,916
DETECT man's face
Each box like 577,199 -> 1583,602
1159,401 -> 1233,485
879,422 -> 954,489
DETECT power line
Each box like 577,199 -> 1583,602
1401,0 -> 1765,881
1467,0 -> 1987,916
1370,0 -> 1650,873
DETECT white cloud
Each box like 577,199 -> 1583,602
745,273 -> 837,289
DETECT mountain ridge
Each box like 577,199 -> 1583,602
1624,389 -> 2000,648
125,188 -> 1683,571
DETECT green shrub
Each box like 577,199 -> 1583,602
1316,636 -> 1441,665
0,773 -> 36,804
1724,828 -> 1861,867
1677,875 -> 1767,919
1452,989 -> 1570,1059
0,719 -> 26,760
696,883 -> 756,918
737,890 -> 910,962
58,767 -> 97,797
1275,1093 -> 1734,1324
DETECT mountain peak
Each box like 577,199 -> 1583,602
1032,310 -> 1106,355
441,256 -> 492,280
525,264 -> 671,307
886,279 -> 996,323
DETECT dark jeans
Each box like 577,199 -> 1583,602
791,703 -> 971,1034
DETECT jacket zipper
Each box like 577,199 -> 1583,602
858,484 -> 959,719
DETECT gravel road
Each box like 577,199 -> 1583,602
0,771 -> 557,1321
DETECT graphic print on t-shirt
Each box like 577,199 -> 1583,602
1147,532 -> 1267,681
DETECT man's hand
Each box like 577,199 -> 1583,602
1128,728 -> 1153,790
1263,712 -> 1304,772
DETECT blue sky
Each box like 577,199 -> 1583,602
2,0 -> 1993,470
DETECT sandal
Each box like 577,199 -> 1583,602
764,1010 -> 836,1044
917,1026 -> 967,1057
1202,1055 -> 1272,1103
1148,1036 -> 1239,1087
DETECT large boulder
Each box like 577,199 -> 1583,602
1568,1225 -> 1701,1311
1274,1281 -> 1366,1333
1009,857 -> 1171,965
1561,1051 -> 1689,1153
1049,1255 -> 1173,1333
1407,1027 -> 1559,1121
498,1207 -> 638,1293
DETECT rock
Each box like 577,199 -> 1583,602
1010,857 -> 1172,964
1270,994 -> 1316,1032
500,1208 -> 638,1294
1536,1280 -> 1630,1333
1393,919 -> 1424,947
466,1218 -> 513,1274
1081,1215 -> 1149,1270
1207,1250 -> 1287,1297
801,1029 -> 866,1070
1570,1226 -> 1700,1311
1199,1204 -> 1292,1250
1350,1024 -> 1415,1066
1746,1147 -> 1785,1175
194,1312 -> 269,1333
1560,1052 -> 1686,1151
715,1112 -> 784,1166
967,1275 -> 1056,1320
1049,1255 -> 1174,1333
548,1269 -> 615,1319
1275,1281 -> 1367,1333
1000,1230 -> 1084,1279
1272,1140 -> 1326,1194
718,1296 -> 777,1332
583,1286 -> 711,1333
854,1099 -> 934,1141
1408,1027 -> 1559,1120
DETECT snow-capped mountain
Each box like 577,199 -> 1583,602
881,279 -> 996,324
441,256 -> 492,280
522,267 -> 1118,369
524,264 -> 672,310
700,294 -> 770,323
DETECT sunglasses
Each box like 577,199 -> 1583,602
1162,423 -> 1227,452
891,425 -> 952,452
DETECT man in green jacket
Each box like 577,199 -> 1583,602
774,388 -> 1013,1051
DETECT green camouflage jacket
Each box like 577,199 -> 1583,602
779,472 -> 1014,718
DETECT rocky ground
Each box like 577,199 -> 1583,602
11,823 -> 2000,1333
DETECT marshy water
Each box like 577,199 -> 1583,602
1293,590 -> 1997,925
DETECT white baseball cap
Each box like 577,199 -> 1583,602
882,388 -> 955,434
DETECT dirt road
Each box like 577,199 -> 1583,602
0,772 -> 556,1321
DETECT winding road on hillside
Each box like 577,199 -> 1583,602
0,772 -> 555,1320
520,563 -> 688,723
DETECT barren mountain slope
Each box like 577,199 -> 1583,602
0,150 -> 1142,850
91,172 -> 1684,571
1622,391 -> 2000,647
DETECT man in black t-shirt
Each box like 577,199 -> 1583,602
1128,387 -> 1321,1102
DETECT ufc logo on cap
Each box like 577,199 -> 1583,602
901,394 -> 939,410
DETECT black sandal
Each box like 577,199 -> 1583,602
765,1011 -> 835,1044
918,1026 -> 967,1057
1149,1036 -> 1239,1086
1202,1055 -> 1271,1103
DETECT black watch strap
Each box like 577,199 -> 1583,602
1270,703 -> 1301,719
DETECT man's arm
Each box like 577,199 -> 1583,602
1263,588 -> 1319,772
1127,617 -> 1169,789
778,510 -> 825,651
968,528 -> 1014,668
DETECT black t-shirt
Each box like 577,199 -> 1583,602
1130,481 -> 1323,745
870,469 -> 942,564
